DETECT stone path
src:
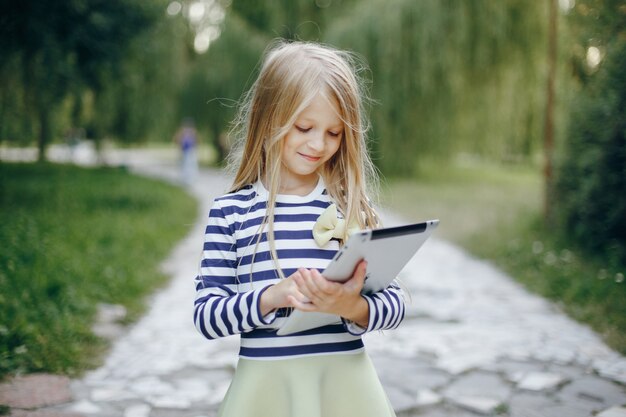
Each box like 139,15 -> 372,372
2,145 -> 625,417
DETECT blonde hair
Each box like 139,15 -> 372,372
227,40 -> 380,277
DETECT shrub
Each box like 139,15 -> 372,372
554,39 -> 626,263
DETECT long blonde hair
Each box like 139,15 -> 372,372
227,40 -> 379,277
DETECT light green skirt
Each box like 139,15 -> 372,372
217,352 -> 396,417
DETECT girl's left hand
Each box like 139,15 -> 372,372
287,260 -> 369,327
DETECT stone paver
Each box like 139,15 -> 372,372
415,389 -> 442,406
517,371 -> 567,391
508,391 -> 559,417
597,407 -> 626,417
449,396 -> 504,415
1,146 -> 625,417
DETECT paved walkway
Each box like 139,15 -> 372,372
2,146 -> 626,417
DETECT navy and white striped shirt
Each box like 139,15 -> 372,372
193,177 -> 405,359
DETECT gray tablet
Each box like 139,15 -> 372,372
276,219 -> 439,335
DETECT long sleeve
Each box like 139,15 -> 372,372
342,280 -> 405,335
193,199 -> 276,340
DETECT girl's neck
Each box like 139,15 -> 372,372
263,174 -> 320,196
279,182 -> 316,196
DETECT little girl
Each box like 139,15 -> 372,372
194,40 -> 404,417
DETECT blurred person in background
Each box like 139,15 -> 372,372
173,117 -> 199,185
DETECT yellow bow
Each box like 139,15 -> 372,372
312,204 -> 360,247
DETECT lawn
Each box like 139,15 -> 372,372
0,163 -> 197,377
382,158 -> 626,355
380,158 -> 542,244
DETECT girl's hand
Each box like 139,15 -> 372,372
259,275 -> 309,316
289,260 -> 370,327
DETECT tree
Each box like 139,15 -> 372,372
543,0 -> 558,222
177,13 -> 268,163
554,0 -> 626,262
229,0 -> 355,41
0,0 -> 160,160
325,0 -> 547,175
158,1 -> 550,172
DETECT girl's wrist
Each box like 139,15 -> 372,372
341,296 -> 369,328
259,285 -> 277,316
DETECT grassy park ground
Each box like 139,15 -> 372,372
0,162 -> 197,378
383,157 -> 626,355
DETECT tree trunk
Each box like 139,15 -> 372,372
212,125 -> 227,165
37,104 -> 51,163
543,0 -> 558,223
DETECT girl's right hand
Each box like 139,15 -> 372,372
259,276 -> 310,316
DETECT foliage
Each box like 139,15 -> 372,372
90,9 -> 190,144
0,0 -> 556,175
190,1 -> 548,175
187,0 -> 360,161
176,12 -> 269,162
230,0 -> 357,41
0,0 -> 166,157
554,0 -> 626,262
0,163 -> 196,377
326,0 -> 548,175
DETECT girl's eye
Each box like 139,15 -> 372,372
328,131 -> 342,138
296,126 -> 311,133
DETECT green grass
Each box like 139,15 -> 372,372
0,163 -> 197,378
381,159 -> 542,243
383,158 -> 626,355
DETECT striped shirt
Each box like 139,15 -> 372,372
193,177 -> 405,359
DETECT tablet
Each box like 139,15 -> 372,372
276,219 -> 439,335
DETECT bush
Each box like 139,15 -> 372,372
554,39 -> 626,263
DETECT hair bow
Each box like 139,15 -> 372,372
312,204 -> 360,247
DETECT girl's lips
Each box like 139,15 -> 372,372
298,153 -> 321,162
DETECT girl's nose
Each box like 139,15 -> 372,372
307,132 -> 325,152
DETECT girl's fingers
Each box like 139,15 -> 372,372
310,269 -> 337,295
287,295 -> 317,312
352,260 -> 367,281
301,270 -> 335,302
291,268 -> 350,311
358,260 -> 368,276
286,277 -> 311,303
294,268 -> 317,293
345,260 -> 367,291
291,290 -> 311,304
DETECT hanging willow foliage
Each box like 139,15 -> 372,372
199,0 -> 550,176
325,0 -> 548,175
177,12 -> 270,161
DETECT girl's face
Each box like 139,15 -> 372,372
280,92 -> 343,191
